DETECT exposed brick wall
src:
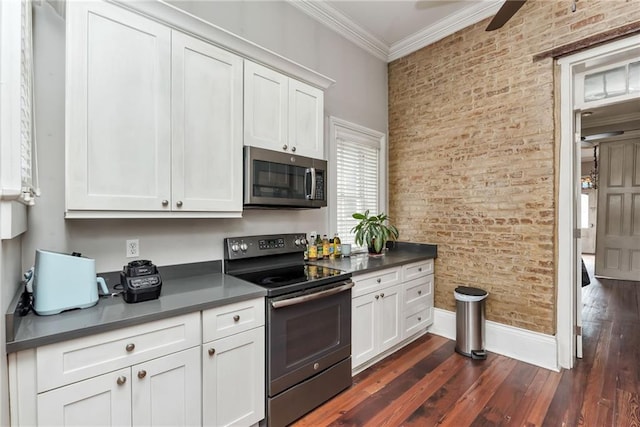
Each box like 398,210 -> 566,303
388,0 -> 640,334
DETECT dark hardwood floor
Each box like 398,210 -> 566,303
293,255 -> 640,427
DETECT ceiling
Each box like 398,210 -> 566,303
288,0 -> 503,62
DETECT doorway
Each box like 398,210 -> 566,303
557,35 -> 640,369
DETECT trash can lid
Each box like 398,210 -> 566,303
454,286 -> 488,302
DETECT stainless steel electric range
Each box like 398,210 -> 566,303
224,233 -> 353,427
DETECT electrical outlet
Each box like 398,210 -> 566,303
126,239 -> 139,258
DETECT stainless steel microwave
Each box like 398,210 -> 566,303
244,146 -> 327,209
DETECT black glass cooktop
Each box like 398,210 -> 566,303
236,264 -> 344,289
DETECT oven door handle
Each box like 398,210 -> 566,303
271,281 -> 353,309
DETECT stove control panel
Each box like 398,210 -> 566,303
224,233 -> 308,259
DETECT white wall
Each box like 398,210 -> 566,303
22,1 -> 388,273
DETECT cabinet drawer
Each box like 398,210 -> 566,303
402,259 -> 433,282
352,267 -> 401,298
202,297 -> 265,342
404,306 -> 433,337
37,312 -> 200,393
403,276 -> 433,308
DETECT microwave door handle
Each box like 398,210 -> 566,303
306,168 -> 316,200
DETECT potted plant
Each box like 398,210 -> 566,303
351,210 -> 399,255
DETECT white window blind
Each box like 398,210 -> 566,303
335,130 -> 381,250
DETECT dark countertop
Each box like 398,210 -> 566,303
309,241 -> 437,275
6,243 -> 437,353
5,261 -> 266,353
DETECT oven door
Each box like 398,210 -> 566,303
267,280 -> 352,396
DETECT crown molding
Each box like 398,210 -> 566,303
286,0 -> 389,62
388,1 -> 502,62
288,0 -> 502,63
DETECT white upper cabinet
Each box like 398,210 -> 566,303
288,79 -> 324,159
171,31 -> 243,213
65,1 -> 243,218
244,61 -> 325,159
66,1 -> 172,213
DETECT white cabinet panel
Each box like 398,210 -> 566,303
202,327 -> 265,427
66,1 -> 171,211
379,284 -> 403,352
132,347 -> 201,427
202,297 -> 265,342
244,61 -> 288,150
352,293 -> 377,368
172,32 -> 243,212
288,79 -> 324,159
37,368 -> 131,427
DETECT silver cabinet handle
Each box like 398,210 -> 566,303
162,200 -> 169,207
125,343 -> 135,352
233,315 -> 240,322
208,348 -> 215,356
418,317 -> 422,321
137,370 -> 146,379
291,146 -> 296,152
282,144 -> 288,150
176,200 -> 183,208
376,278 -> 381,283
117,376 -> 127,386
418,267 -> 422,272
380,293 -> 385,298
375,295 -> 379,300
418,290 -> 422,295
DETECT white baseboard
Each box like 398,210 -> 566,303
430,308 -> 559,372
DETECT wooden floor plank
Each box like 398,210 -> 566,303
470,361 -> 539,425
401,354 -> 504,427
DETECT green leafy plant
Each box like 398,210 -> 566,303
351,210 -> 399,254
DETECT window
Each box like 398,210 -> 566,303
329,117 -> 386,250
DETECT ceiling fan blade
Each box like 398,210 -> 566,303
485,0 -> 527,31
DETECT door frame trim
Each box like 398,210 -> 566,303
557,34 -> 640,369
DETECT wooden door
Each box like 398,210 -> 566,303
596,139 -> 640,280
244,61 -> 288,152
351,294 -> 377,368
66,1 -> 171,211
202,327 -> 265,427
37,368 -> 131,426
171,31 -> 243,213
131,347 -> 201,427
288,79 -> 324,159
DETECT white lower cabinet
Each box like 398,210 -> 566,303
352,259 -> 435,371
352,283 -> 403,368
37,368 -> 132,427
9,303 -> 267,427
37,348 -> 201,427
202,327 -> 265,427
201,297 -> 265,427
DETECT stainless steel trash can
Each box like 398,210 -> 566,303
454,286 -> 488,360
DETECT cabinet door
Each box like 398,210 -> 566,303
132,347 -> 201,427
379,284 -> 403,353
171,31 -> 243,213
202,327 -> 265,427
352,294 -> 377,369
37,368 -> 131,427
288,79 -> 324,159
66,1 -> 171,211
244,61 -> 288,152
